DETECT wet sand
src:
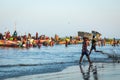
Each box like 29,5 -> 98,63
5,62 -> 120,80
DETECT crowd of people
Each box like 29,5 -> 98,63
0,31 -> 57,48
0,30 -> 119,49
0,30 -> 82,48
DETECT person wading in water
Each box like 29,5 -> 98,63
79,37 -> 92,65
89,35 -> 103,55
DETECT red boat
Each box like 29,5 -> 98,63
0,40 -> 19,47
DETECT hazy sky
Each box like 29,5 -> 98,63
0,0 -> 120,38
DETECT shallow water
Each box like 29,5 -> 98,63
0,44 -> 120,79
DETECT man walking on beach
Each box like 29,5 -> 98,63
79,37 -> 92,64
89,35 -> 103,55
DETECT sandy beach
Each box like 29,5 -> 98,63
4,62 -> 120,80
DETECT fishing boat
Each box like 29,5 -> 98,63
0,40 -> 19,47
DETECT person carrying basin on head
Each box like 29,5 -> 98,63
79,37 -> 92,65
89,35 -> 103,55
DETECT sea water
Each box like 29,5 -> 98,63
0,44 -> 120,79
